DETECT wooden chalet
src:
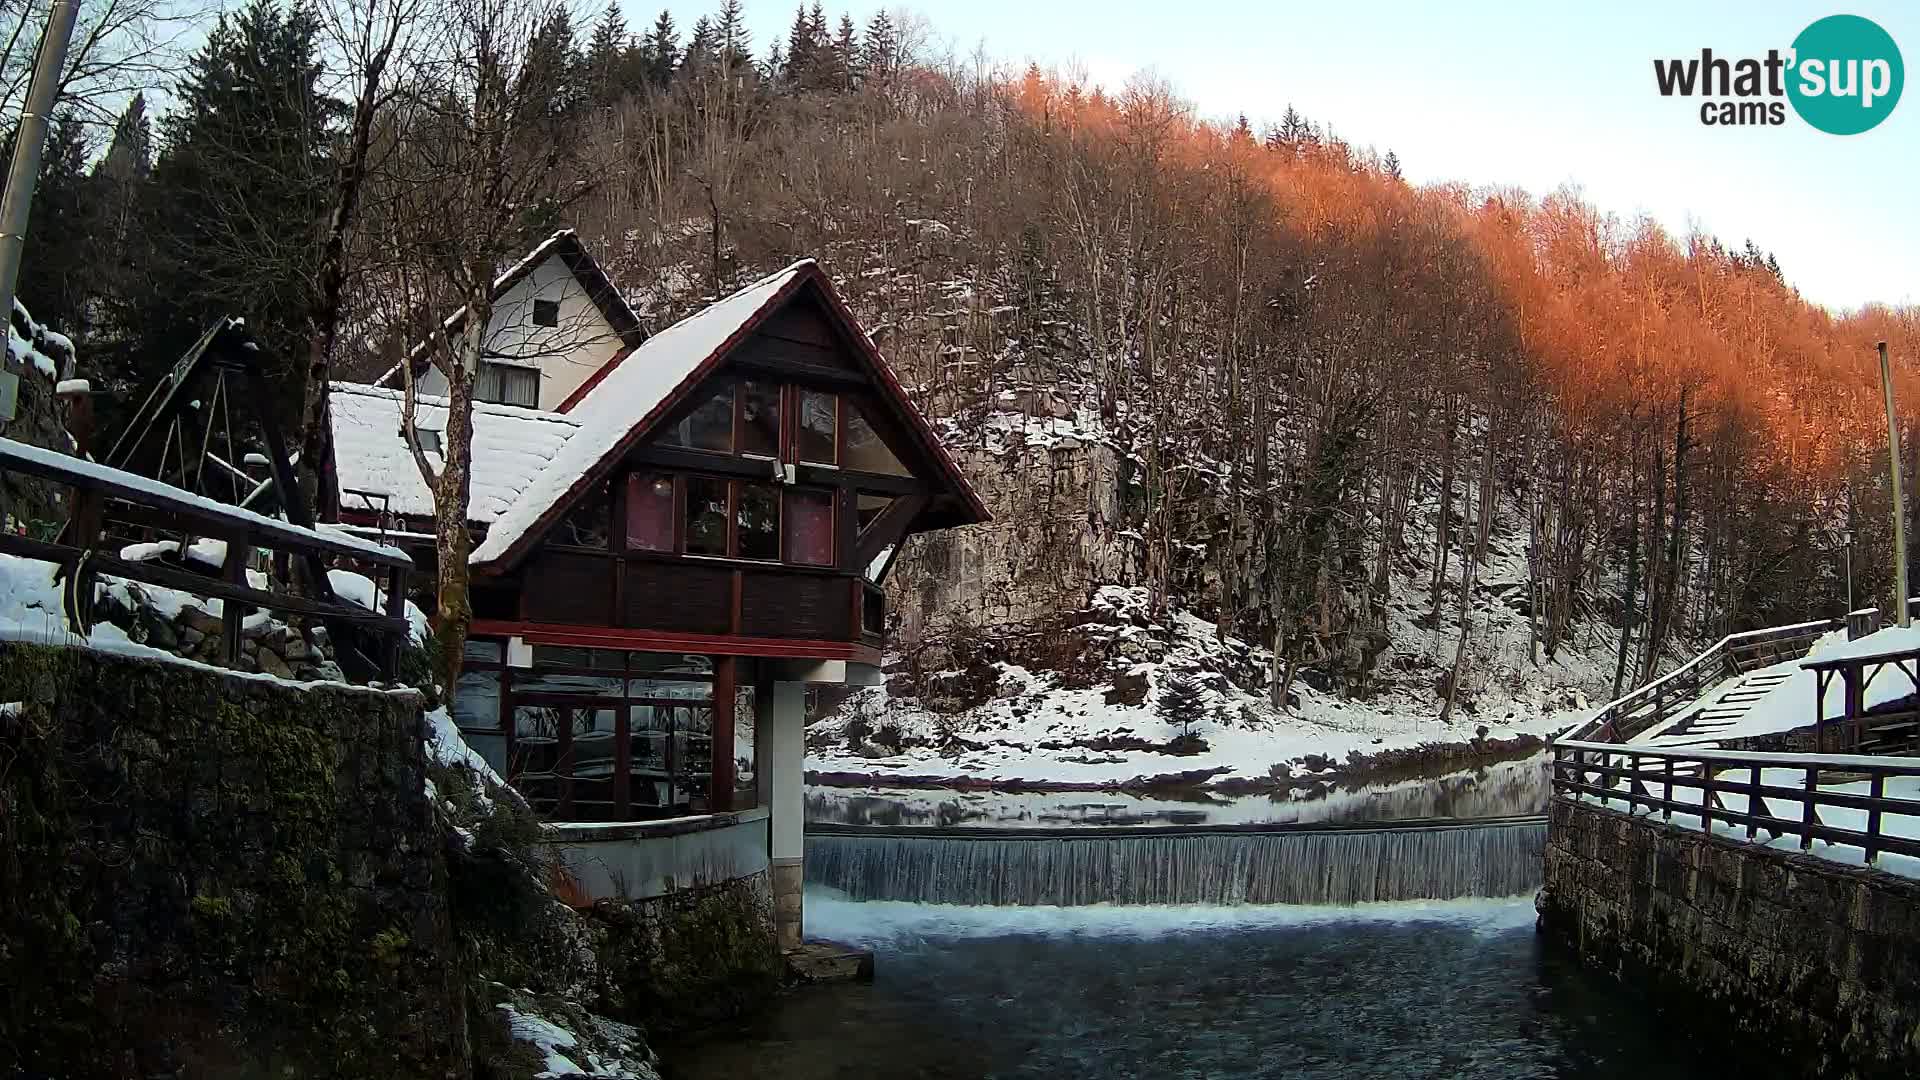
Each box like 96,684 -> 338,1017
329,247 -> 986,943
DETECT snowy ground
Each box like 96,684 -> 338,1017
811,533 -> 1624,790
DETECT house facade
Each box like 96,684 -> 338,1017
332,244 -> 986,948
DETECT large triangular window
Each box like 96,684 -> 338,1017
844,402 -> 911,477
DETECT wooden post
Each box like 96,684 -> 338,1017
1801,765 -> 1819,850
1664,756 -> 1675,821
1880,341 -> 1908,628
1866,770 -> 1886,866
1747,764 -> 1761,839
711,656 -> 737,812
221,542 -> 249,667
380,564 -> 405,681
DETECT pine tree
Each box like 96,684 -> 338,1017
834,12 -> 860,90
643,10 -> 678,87
683,16 -> 718,74
782,3 -> 816,86
125,0 -> 334,409
585,5 -> 629,105
862,8 -> 897,80
1156,674 -> 1207,739
520,9 -> 584,121
1383,150 -> 1402,180
9,111 -> 92,333
716,0 -> 753,69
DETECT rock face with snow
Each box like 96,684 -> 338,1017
2,300 -> 80,526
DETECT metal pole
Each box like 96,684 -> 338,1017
0,0 -> 81,336
1880,340 -> 1909,628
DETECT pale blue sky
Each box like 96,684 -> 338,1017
644,0 -> 1917,312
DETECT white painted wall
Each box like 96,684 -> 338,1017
415,253 -> 624,410
545,809 -> 771,901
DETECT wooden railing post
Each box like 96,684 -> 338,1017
380,564 -> 406,681
1664,757 -> 1675,821
1802,765 -> 1819,851
1866,770 -> 1886,866
1747,764 -> 1762,839
221,542 -> 249,667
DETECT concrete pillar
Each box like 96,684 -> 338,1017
767,679 -> 806,951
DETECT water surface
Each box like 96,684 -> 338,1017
663,894 -> 1729,1080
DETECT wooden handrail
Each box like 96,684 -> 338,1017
0,438 -> 413,682
1553,739 -> 1920,866
1562,617 -> 1843,744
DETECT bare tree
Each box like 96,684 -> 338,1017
0,0 -> 200,128
381,0 -> 584,686
296,0 -> 436,519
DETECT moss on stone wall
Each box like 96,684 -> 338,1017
592,875 -> 783,1036
0,642 -> 467,1078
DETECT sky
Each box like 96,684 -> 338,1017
646,0 -> 1918,313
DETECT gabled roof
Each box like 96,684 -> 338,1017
469,259 -> 989,572
330,383 -> 579,524
377,229 -> 644,386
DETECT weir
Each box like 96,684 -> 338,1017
805,816 -> 1546,905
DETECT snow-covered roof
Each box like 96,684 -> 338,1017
469,260 -> 814,565
329,382 -> 580,525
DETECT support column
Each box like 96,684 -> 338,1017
767,679 -> 806,951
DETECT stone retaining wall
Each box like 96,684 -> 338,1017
1540,797 -> 1920,1079
0,641 -> 467,1078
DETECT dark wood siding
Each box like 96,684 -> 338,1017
733,330 -> 850,373
740,571 -> 851,639
759,301 -> 843,351
522,551 -> 613,624
624,560 -> 732,633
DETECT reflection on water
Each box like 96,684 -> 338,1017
661,894 -> 1737,1080
806,754 -> 1549,830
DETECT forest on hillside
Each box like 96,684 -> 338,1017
11,0 -> 1920,702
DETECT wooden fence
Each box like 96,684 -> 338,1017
1562,618 -> 1845,744
0,436 -> 413,680
1553,738 -> 1920,866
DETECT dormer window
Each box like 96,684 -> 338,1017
532,298 -> 560,327
476,361 -> 538,407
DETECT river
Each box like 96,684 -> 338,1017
662,758 -> 1731,1078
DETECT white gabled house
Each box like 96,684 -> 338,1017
377,229 -> 646,411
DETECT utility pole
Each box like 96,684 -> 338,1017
0,0 -> 81,416
1881,340 -> 1909,628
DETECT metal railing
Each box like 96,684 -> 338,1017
1562,618 -> 1844,744
1554,738 -> 1920,866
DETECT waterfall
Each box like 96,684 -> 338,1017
805,819 -> 1546,906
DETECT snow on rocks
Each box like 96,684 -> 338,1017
809,584 -> 1578,791
493,991 -> 662,1080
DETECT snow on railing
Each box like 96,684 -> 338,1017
1560,617 -> 1843,744
1554,738 -> 1920,870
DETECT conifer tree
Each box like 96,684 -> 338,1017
9,112 -> 92,333
585,5 -> 629,105
716,0 -> 753,70
683,16 -> 718,74
1157,675 -> 1207,738
834,12 -> 859,90
126,0 -> 333,408
643,10 -> 679,86
862,8 -> 896,78
783,3 -> 816,86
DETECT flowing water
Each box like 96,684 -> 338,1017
664,761 -> 1722,1078
806,819 -> 1545,905
662,894 -> 1733,1079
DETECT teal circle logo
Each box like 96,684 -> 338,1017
1788,15 -> 1903,135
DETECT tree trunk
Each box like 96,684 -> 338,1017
432,288 -> 486,690
1613,440 -> 1642,701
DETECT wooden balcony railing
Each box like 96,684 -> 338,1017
0,436 -> 414,681
1553,739 -> 1920,866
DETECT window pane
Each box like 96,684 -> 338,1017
659,384 -> 733,451
569,708 -> 619,784
857,493 -> 895,532
531,645 -> 593,668
845,404 -> 910,476
503,367 -> 539,407
532,298 -> 560,327
798,390 -> 836,464
685,476 -> 729,555
733,682 -> 757,808
739,380 -> 780,457
737,482 -> 779,560
463,638 -> 504,663
622,472 -> 674,552
453,669 -> 501,730
558,480 -> 611,548
629,678 -> 714,701
672,704 -> 713,810
629,706 -> 672,808
785,489 -> 835,566
516,670 -> 623,696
